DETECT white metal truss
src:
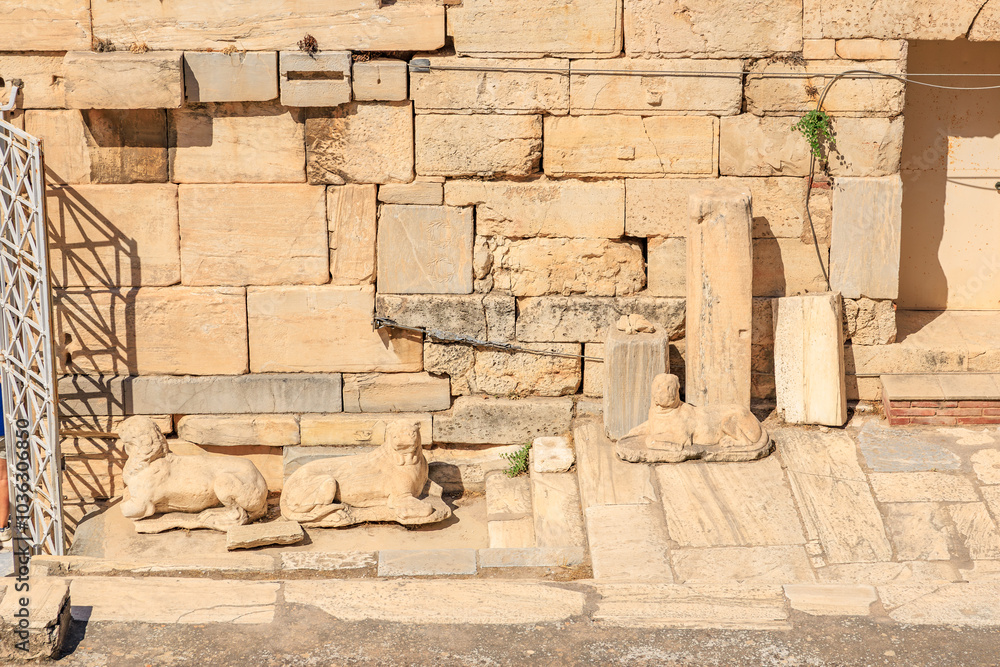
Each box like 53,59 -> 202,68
0,82 -> 64,555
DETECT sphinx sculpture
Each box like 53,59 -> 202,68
118,416 -> 269,533
280,420 -> 451,528
615,373 -> 773,463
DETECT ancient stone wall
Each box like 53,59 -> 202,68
6,0 -> 993,513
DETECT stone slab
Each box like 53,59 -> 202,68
817,561 -> 958,585
426,445 -> 522,494
868,472 -> 979,503
814,0 -> 983,40
952,502 -> 1000,560
532,436 -> 575,474
375,293 -> 507,341
226,520 -> 304,550
673,546 -> 815,585
488,518 -> 536,549
830,176 -> 903,300
378,181 -> 443,206
433,396 -> 573,445
64,52 -> 184,109
376,205 -> 474,294
411,56 -> 568,114
342,373 -> 450,413
491,238 -> 644,297
184,52 -> 278,103
377,549 -> 478,576
31,554 -> 277,576
328,184 -> 377,285
280,551 -> 377,572
646,237 -> 686,297
485,473 -> 532,520
279,51 -> 351,107
784,583 -> 878,616
0,577 -> 70,661
306,102 -> 414,185
416,114 -> 542,177
603,321 -> 669,439
0,0 -> 91,51
880,583 -> 1000,627
883,502 -> 953,561
352,58 -> 407,102
587,504 -> 672,581
129,373 -> 344,415
477,547 -> 587,568
299,413 -> 432,447
574,420 -> 656,511
176,415 -> 300,447
0,54 -> 66,109
972,449 -> 1000,485
516,296 -> 686,343
745,60 -> 905,116
720,115 -> 810,177
531,470 -> 586,548
58,374 -> 127,418
856,419 -> 962,472
469,342 -> 582,397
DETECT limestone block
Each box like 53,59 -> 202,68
375,293 -> 514,341
178,184 -> 327,286
411,57 -> 568,114
449,0 -> 622,57
128,374 -> 344,415
587,504 -> 671,580
433,396 -> 573,445
343,373 -> 450,413
0,0 -> 90,51
416,114 -> 542,177
804,186 -> 833,245
473,343 -> 582,397
170,102 -> 305,183
784,584 -> 878,615
745,61 -> 905,116
227,520 -> 304,550
868,472 -> 978,503
488,518 -> 536,549
247,285 -> 422,373
378,181 -> 443,206
673,546 -> 814,585
603,322 -> 670,439
491,238 -> 645,297
827,117 -> 904,177
352,59 -> 408,102
26,110 -> 168,185
531,469 -> 586,548
0,577 -> 71,661
752,238 -> 830,298
306,102 -> 414,184
58,374 -> 127,420
532,436 -> 575,473
686,189 -> 753,407
329,184 -> 377,285
0,54 -> 65,109
376,205 -> 473,294
583,344 -> 605,398
280,552 -> 377,572
64,52 -> 183,109
720,115 -> 810,177
90,0 -> 446,51
835,39 -> 907,61
810,0 -> 983,40
425,445 -> 523,493
570,58 -> 743,115
574,420 -> 656,510
972,450 -> 1000,486
516,296 -> 686,343
802,39 -> 837,60
425,343 -> 475,396
970,3 -> 1000,41
486,473 -> 532,519
844,298 -> 897,345
544,115 -> 716,177
46,184 -> 180,288
830,176 -> 903,300
773,293 -> 847,426
177,415 -> 299,447
647,238 -> 686,297
445,178 -> 624,238
300,413 -> 432,447
183,52 -> 278,103
279,52 -> 352,107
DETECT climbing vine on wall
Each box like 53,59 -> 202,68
791,110 -> 834,165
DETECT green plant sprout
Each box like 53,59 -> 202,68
500,442 -> 532,478
791,110 -> 834,163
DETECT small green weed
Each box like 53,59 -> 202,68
791,110 -> 834,162
500,442 -> 532,478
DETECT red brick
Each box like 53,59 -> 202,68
889,400 -> 911,409
958,401 -> 1000,409
935,408 -> 983,417
909,401 -> 938,408
908,416 -> 958,426
956,416 -> 1000,425
985,408 -> 1000,417
887,417 -> 911,426
893,408 -> 936,417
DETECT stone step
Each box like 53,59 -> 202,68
530,466 -> 586,549
485,472 -> 535,548
881,374 -> 1000,426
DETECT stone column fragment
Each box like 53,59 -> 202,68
602,321 -> 669,440
773,292 -> 848,426
686,189 -> 753,407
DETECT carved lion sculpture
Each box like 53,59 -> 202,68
616,373 -> 772,463
280,420 -> 450,528
118,416 -> 269,532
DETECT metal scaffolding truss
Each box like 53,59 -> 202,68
0,98 -> 63,554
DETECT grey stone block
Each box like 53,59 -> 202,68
283,445 -> 376,479
376,293 -> 515,342
377,549 -> 478,576
128,374 -> 343,414
433,396 -> 573,445
58,374 -> 128,418
831,176 -> 903,300
516,296 -> 686,343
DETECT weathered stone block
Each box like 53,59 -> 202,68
544,115 -> 716,177
486,472 -> 532,519
516,296 -> 686,343
473,343 -> 582,397
449,0 -> 622,57
178,184 -> 327,286
433,396 -> 573,445
299,413 -> 432,447
352,59 -> 408,102
328,184 -> 376,285
773,293 -> 847,426
128,374 -> 344,415
424,343 -> 475,396
227,520 -> 304,550
830,176 -> 903,300
0,0 -> 90,51
583,343 -> 605,397
183,52 -> 278,103
343,373 -> 450,413
90,0 -> 446,51
811,0 -> 983,40
425,445 -> 523,492
720,115 -> 810,177
378,181 -> 443,206
687,189 -> 753,407
827,117 -> 904,177
488,518 -> 535,549
803,39 -> 837,59
532,436 -> 575,473
570,58 -> 743,115
411,56 -> 569,114
279,51 -> 351,107
375,293 -> 514,341
531,468 -> 586,548
446,178 -> 624,238
746,61 -> 905,116
0,577 -> 71,661
306,102 -> 414,184
835,39 -> 907,60
177,415 -> 299,447
26,109 -> 168,185
752,238 -> 830,298
843,298 -> 896,345
248,285 -> 422,373
587,504 -> 672,580
625,0 -> 803,57
0,54 -> 66,109
64,52 -> 184,109
416,115 -> 542,177
376,205 -> 474,294
58,374 -> 128,420
491,238 -> 645,297
647,237 -> 686,297
603,322 -> 670,439
47,184 -> 180,288
170,102 -> 305,183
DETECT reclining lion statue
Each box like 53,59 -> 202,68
616,373 -> 773,463
280,420 -> 451,528
118,416 -> 269,533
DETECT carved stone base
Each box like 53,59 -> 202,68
299,480 -> 453,528
615,434 -> 774,464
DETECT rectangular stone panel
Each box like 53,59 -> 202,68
177,415 -> 300,447
416,115 -> 542,177
751,238 -> 830,298
90,0 -> 446,51
300,413 -> 432,447
432,396 -> 573,445
587,504 -> 672,581
446,178 -> 624,238
247,285 -> 422,373
26,110 -> 168,185
449,0 -> 622,57
280,51 -> 352,107
184,52 -> 279,103
516,296 -> 686,343
544,115 -> 716,177
830,176 -> 903,299
58,374 -> 128,420
64,52 -> 184,109
47,184 -> 180,288
603,323 -> 670,439
343,373 -> 450,412
573,420 -> 656,509
532,469 -> 586,548
491,238 -> 645,297
570,58 -> 743,115
647,237 -> 686,297
379,180 -> 443,206
411,57 -> 569,114
746,61 -> 905,116
471,342 -> 582,397
129,374 -> 343,415
306,103 -> 414,185
375,293 -> 498,340
720,115 -> 810,177
178,184 -> 327,286
376,205 -> 473,294
675,546 -> 815,585
0,0 -> 91,51
329,184 -> 377,285
170,102 -> 305,183
0,54 -> 66,109
353,59 -> 408,102
811,0 -> 984,40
